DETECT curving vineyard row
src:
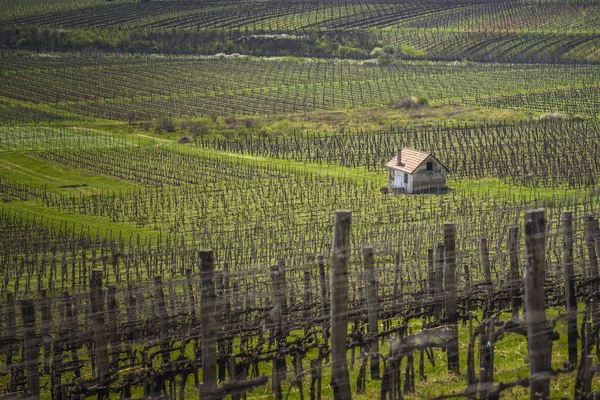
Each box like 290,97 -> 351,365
2,53 -> 600,123
383,30 -> 600,64
5,0 -> 600,33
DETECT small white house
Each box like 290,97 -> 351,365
385,148 -> 448,194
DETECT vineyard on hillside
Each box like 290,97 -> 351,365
1,53 -> 600,124
3,0 -> 600,399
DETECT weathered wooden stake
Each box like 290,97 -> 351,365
304,262 -> 311,322
200,250 -> 218,400
427,249 -> 435,296
585,214 -> 599,322
444,223 -> 459,374
330,210 -> 352,400
317,254 -> 330,363
90,269 -> 110,399
6,291 -> 16,388
524,209 -> 551,400
153,276 -> 170,364
393,250 -> 402,304
508,227 -> 521,319
21,298 -> 40,400
107,286 -> 120,370
270,264 -> 285,400
481,237 -> 492,284
434,243 -> 444,320
363,246 -> 380,380
40,289 -> 52,375
277,258 -> 288,314
63,292 -> 81,378
478,317 -> 494,400
561,211 -> 578,366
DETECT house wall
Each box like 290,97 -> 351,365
409,155 -> 447,193
393,170 -> 407,190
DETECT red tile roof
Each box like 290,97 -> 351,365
385,148 -> 433,174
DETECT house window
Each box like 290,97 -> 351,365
404,173 -> 408,184
426,161 -> 433,171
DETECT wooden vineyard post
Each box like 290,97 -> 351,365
393,250 -> 402,305
584,214 -> 599,321
330,210 -> 352,400
508,227 -> 521,319
478,317 -> 495,400
154,276 -> 170,364
314,254 -> 328,397
303,259 -> 311,329
524,209 -> 551,400
200,250 -> 218,400
562,211 -> 577,365
40,289 -> 52,375
434,243 -> 444,320
270,264 -> 285,400
481,237 -> 492,285
444,222 -> 459,374
6,291 -> 16,389
318,255 -> 330,355
90,269 -> 110,399
63,292 -> 81,378
107,286 -> 120,370
363,246 -> 380,380
21,298 -> 40,400
427,249 -> 435,298
277,258 -> 288,314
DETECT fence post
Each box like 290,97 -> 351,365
107,286 -> 120,370
427,249 -> 435,296
270,264 -> 285,400
330,210 -> 352,400
318,255 -> 330,357
508,227 -> 521,319
444,222 -> 459,374
481,237 -> 492,284
200,250 -> 218,400
153,276 -> 170,364
40,289 -> 52,375
393,250 -> 402,304
434,243 -> 444,320
6,291 -> 16,389
21,297 -> 40,400
524,209 -> 551,400
304,260 -> 312,335
277,258 -> 288,314
562,211 -> 577,366
584,214 -> 599,322
363,246 -> 380,380
90,269 -> 110,399
63,292 -> 81,378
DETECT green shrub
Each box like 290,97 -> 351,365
398,44 -> 426,58
417,96 -> 429,106
154,118 -> 175,133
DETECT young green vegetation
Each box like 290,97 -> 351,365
2,0 -> 600,399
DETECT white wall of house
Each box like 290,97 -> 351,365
392,170 -> 413,192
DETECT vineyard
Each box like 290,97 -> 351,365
3,0 -> 600,399
1,53 -> 600,124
